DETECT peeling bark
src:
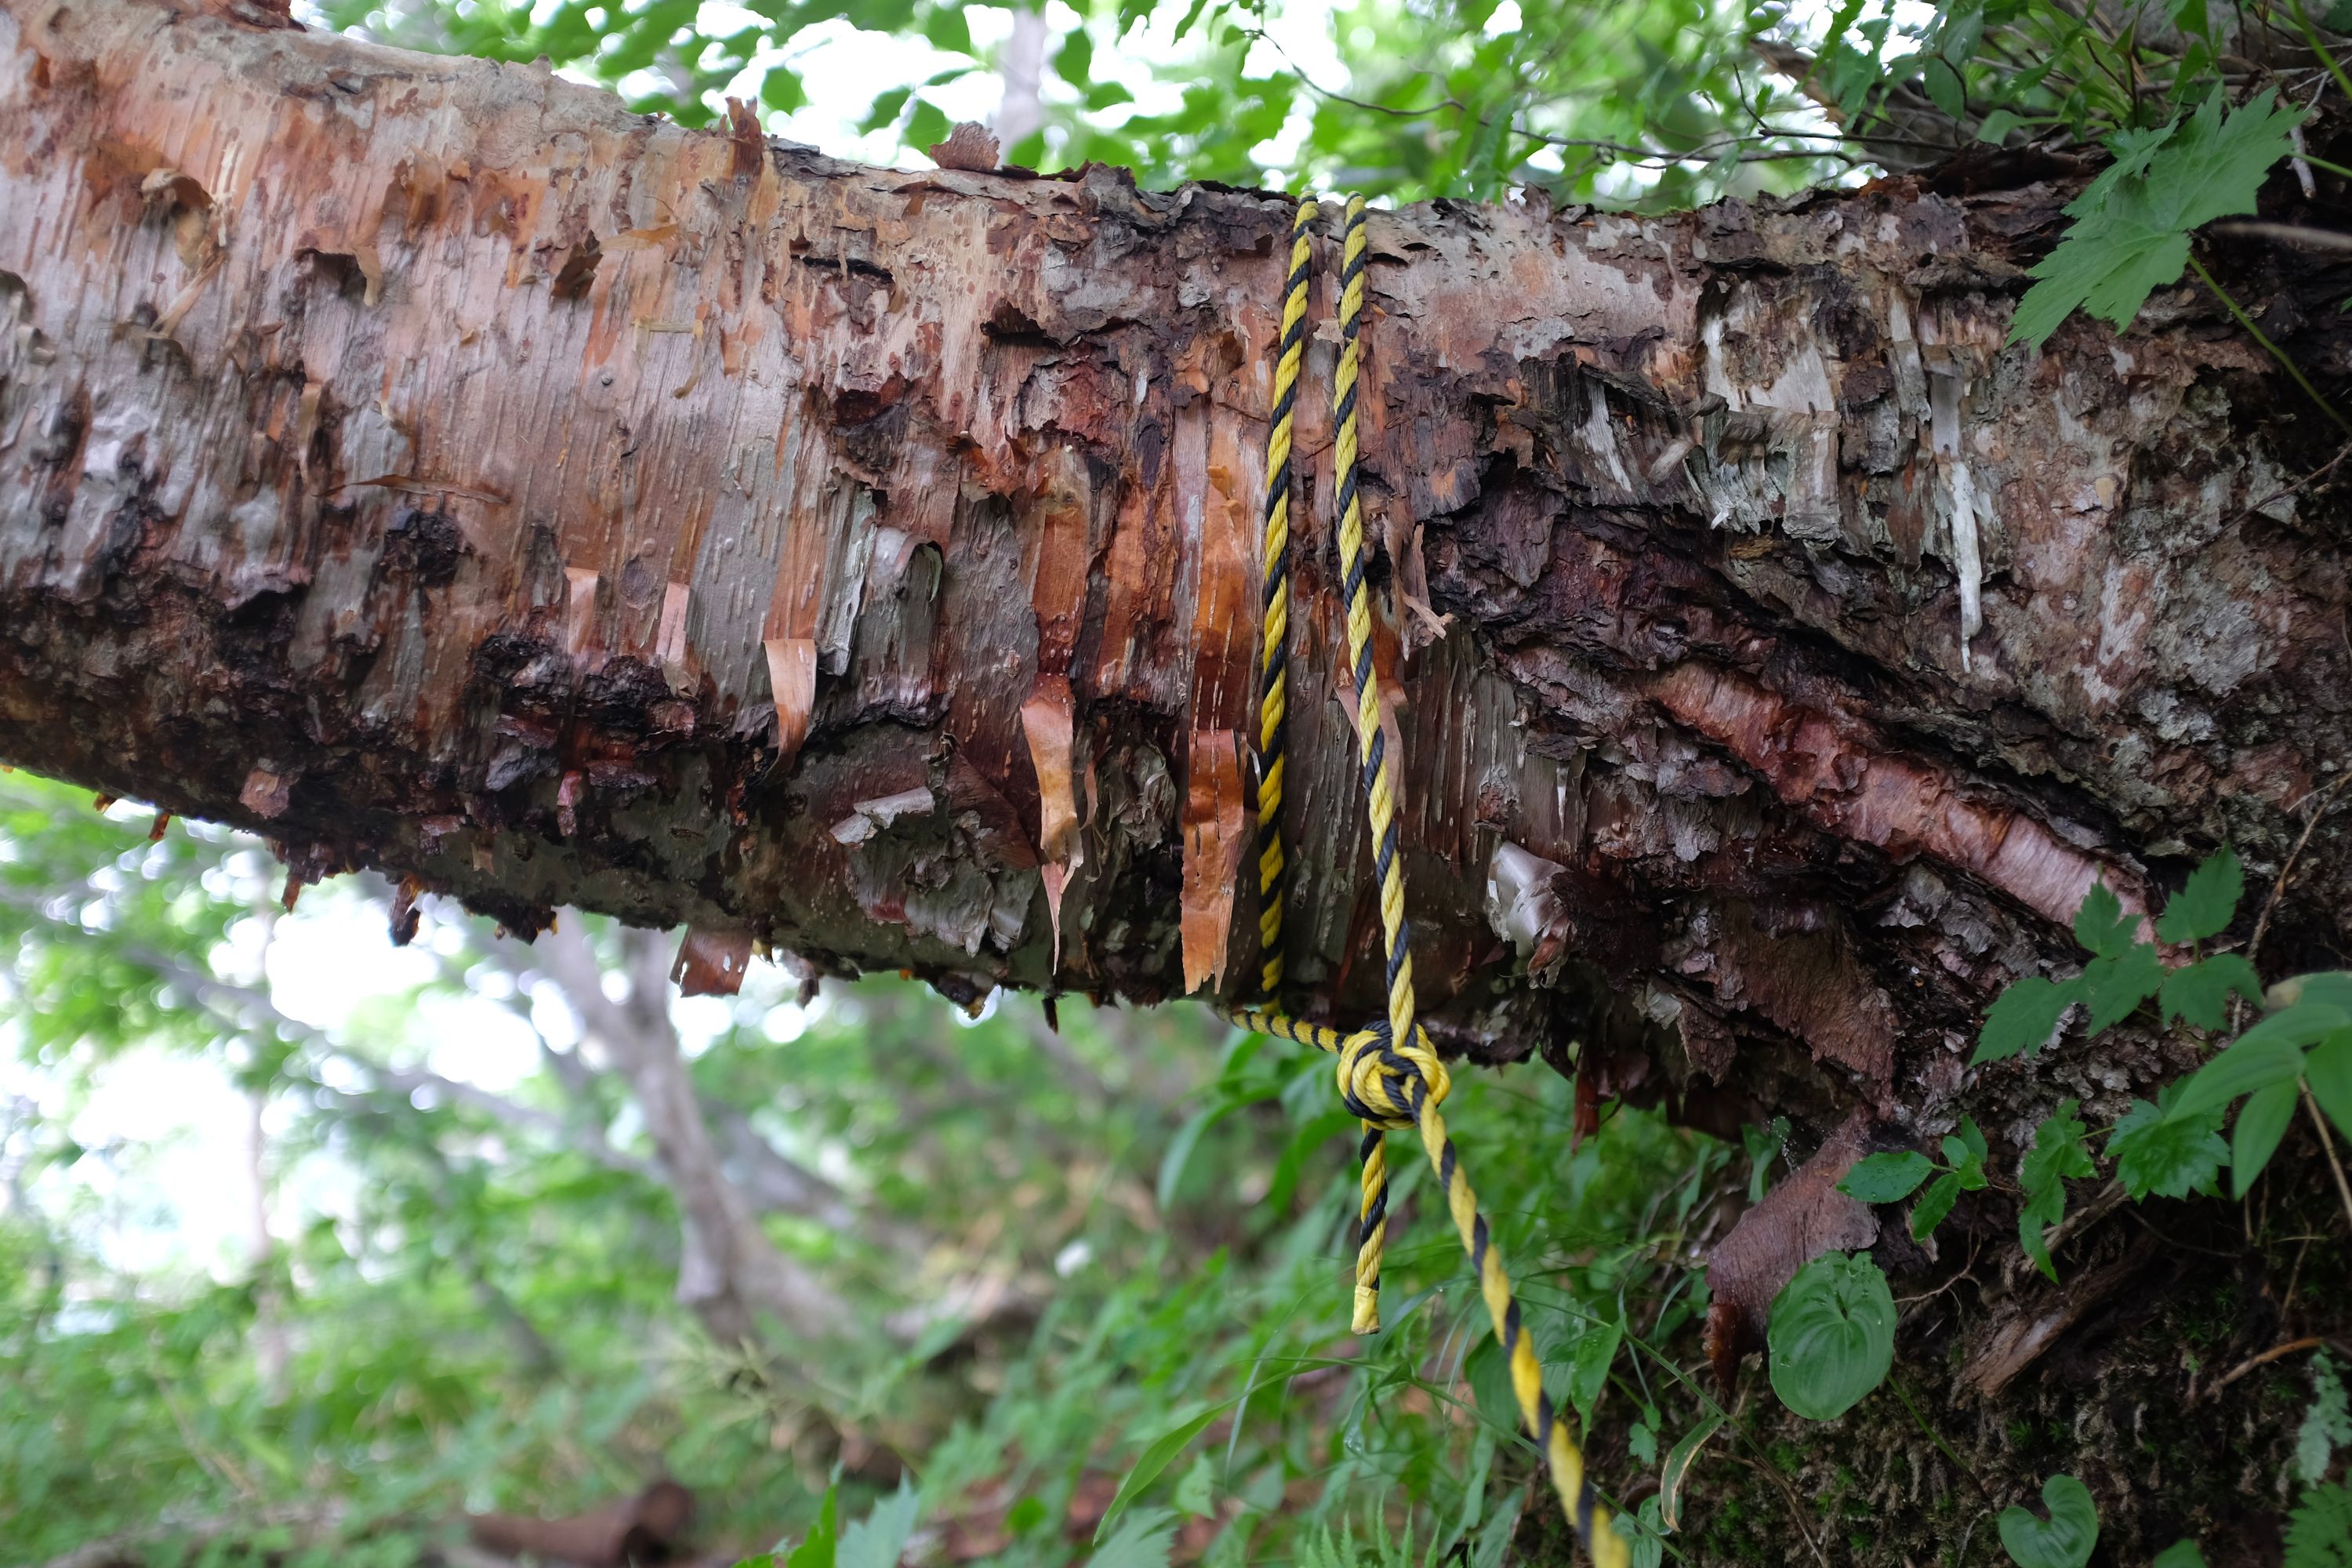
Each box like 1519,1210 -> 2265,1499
5,0 -> 2352,1545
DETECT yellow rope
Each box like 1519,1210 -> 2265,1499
1229,195 -> 1628,1568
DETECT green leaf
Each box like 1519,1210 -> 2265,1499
2017,1101 -> 2092,1282
2073,882 -> 2138,958
1838,1151 -> 1935,1203
1171,1454 -> 1215,1518
1097,1404 -> 1232,1542
1922,57 -> 1965,120
2160,954 -> 2263,1031
786,1485 -> 840,1568
2270,973 -> 2352,1012
2295,1352 -> 2350,1484
2108,1092 -> 2229,1200
2157,848 -> 2244,943
1998,1473 -> 2100,1568
2284,1482 -> 2352,1568
2012,91 -> 2304,347
2154,1541 -> 2210,1568
1766,1252 -> 1896,1421
1911,1171 -> 1962,1240
1056,27 -> 1094,90
2169,1002 -> 2343,1119
1658,1410 -> 1726,1533
1744,1116 -> 1790,1203
2307,1028 -> 2352,1142
2230,1078 -> 2301,1198
1089,1509 -> 1176,1568
1568,1317 -> 1624,1425
858,86 -> 912,133
1950,1116 -> 1990,1180
2082,942 -> 2164,1033
1974,975 -> 2085,1064
1976,109 -> 2025,145
759,67 -> 808,114
837,1481 -> 919,1568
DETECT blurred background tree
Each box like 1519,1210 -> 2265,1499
0,773 -> 1716,1566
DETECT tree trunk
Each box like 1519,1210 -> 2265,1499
4,0 -> 2350,1556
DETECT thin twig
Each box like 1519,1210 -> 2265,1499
2248,773 -> 2352,971
2208,1334 -> 2348,1396
2209,220 -> 2352,251
2218,441 -> 2350,532
2187,254 -> 2352,435
2299,1080 -> 2352,1234
1890,1376 -> 1994,1501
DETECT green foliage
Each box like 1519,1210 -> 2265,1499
1835,1117 -> 1987,1241
1996,1473 -> 2100,1568
1765,1251 -> 1896,1421
2297,1353 -> 2352,1485
0,764 -> 1744,1566
2107,1086 -> 2229,1200
2011,93 -> 2303,348
2154,1541 -> 2211,1568
1976,853 -> 2251,1065
2017,1102 -> 2094,1283
2285,1483 -> 2352,1568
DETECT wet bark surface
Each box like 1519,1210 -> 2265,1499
4,0 -> 2350,1555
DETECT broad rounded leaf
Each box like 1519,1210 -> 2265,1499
2152,1541 -> 2209,1568
1998,1473 -> 2100,1568
1838,1150 -> 1934,1203
1766,1252 -> 1894,1421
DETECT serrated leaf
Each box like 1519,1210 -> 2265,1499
2157,848 -> 2244,943
1974,975 -> 2085,1064
1766,1252 -> 1895,1421
2284,1482 -> 2352,1568
2012,91 -> 2303,348
1998,1473 -> 2100,1568
2231,1078 -> 2301,1198
1839,1151 -> 1935,1203
837,1482 -> 919,1568
2082,943 -> 2164,1033
786,1485 -> 840,1568
1911,1171 -> 1962,1240
2160,954 -> 2263,1031
2018,1101 -> 2092,1282
2073,881 -> 2139,958
2108,1094 -> 2229,1200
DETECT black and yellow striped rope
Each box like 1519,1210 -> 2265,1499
1254,198 -> 1314,1001
1228,195 -> 1628,1568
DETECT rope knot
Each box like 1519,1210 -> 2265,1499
1334,1023 -> 1449,1128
